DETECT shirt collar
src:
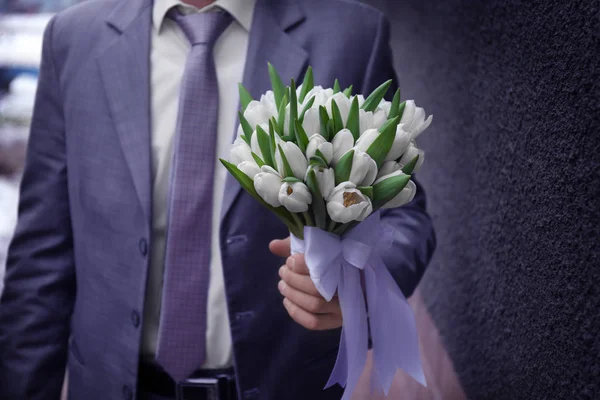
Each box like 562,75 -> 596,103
153,0 -> 256,32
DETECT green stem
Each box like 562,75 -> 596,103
303,211 -> 315,227
290,213 -> 305,239
327,219 -> 337,233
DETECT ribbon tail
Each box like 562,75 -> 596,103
333,265 -> 369,400
325,327 -> 348,389
366,260 -> 427,389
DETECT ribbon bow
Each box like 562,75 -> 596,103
290,212 -> 425,399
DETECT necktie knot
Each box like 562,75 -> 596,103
169,8 -> 232,46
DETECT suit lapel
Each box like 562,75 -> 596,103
221,0 -> 308,222
97,0 -> 153,224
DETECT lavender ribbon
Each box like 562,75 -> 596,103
290,212 -> 426,399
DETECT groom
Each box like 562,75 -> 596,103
0,0 -> 435,399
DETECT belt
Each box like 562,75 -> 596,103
138,362 -> 237,400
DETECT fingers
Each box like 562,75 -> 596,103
278,265 -> 321,297
285,254 -> 309,275
282,298 -> 343,331
269,237 -> 291,258
278,279 -> 340,315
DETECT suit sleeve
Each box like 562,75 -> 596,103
0,16 -> 75,399
361,13 -> 436,298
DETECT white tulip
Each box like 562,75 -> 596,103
249,123 -> 269,159
306,134 -> 333,164
303,86 -> 334,109
382,180 -> 416,209
384,124 -> 412,162
398,141 -> 425,173
355,95 -> 365,107
230,136 -> 254,165
278,182 -> 312,213
275,141 -> 308,180
325,92 -> 352,125
377,160 -> 402,179
348,150 -> 378,187
259,90 -> 278,118
354,128 -> 380,153
238,161 -> 262,179
400,100 -> 433,139
301,108 -> 320,137
327,182 -> 373,223
331,129 -> 355,165
254,166 -> 283,207
306,165 -> 335,199
244,100 -> 275,130
372,108 -> 388,131
358,109 -> 375,135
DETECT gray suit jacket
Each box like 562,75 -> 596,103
0,0 -> 436,399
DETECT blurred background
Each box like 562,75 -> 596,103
0,0 -> 598,399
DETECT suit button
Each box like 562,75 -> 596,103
139,238 -> 148,256
122,385 -> 132,400
131,310 -> 140,328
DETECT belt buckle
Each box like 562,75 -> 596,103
177,377 -> 220,400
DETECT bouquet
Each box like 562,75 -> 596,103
221,64 -> 432,399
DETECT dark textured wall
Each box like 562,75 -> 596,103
365,0 -> 600,398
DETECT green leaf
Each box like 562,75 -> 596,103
319,106 -> 330,141
367,116 -> 400,167
333,79 -> 341,94
283,176 -> 302,183
343,85 -> 353,98
378,115 -> 400,133
277,93 -> 288,136
361,79 -> 393,112
387,88 -> 401,120
335,149 -> 354,185
331,100 -> 344,134
238,83 -> 253,112
299,95 -> 315,123
220,159 -> 303,238
314,149 -> 329,163
345,96 -> 360,141
270,117 -> 281,137
251,152 -> 266,167
255,125 -> 274,168
358,186 -> 374,201
372,173 -> 411,207
397,101 -> 407,121
401,154 -> 419,175
326,119 -> 335,140
299,66 -> 314,104
281,134 -> 295,141
238,111 -> 254,139
309,155 -> 328,168
294,120 -> 309,153
268,62 -> 286,107
289,79 -> 298,143
306,169 -> 327,229
278,144 -> 294,178
269,120 -> 278,170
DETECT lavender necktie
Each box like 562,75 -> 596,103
156,9 -> 232,382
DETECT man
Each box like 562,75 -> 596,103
0,0 -> 436,399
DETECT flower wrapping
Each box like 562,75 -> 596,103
221,64 -> 433,398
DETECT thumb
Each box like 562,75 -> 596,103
269,236 -> 291,258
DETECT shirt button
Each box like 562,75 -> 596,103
131,310 -> 140,328
139,238 -> 148,256
122,385 -> 132,400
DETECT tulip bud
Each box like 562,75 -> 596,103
358,109 -> 374,136
398,141 -> 425,173
381,180 -> 416,209
348,150 -> 378,187
250,123 -> 269,159
306,165 -> 335,199
325,93 -> 352,125
254,166 -> 283,207
326,182 -> 373,223
306,134 -> 333,164
278,181 -> 313,213
275,141 -> 308,180
230,136 -> 254,166
377,160 -> 402,179
244,100 -> 275,130
400,100 -> 433,139
301,108 -> 320,137
238,161 -> 261,179
354,128 -> 379,153
331,129 -> 355,165
384,124 -> 411,162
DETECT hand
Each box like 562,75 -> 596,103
269,237 -> 343,331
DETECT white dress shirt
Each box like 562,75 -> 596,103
142,0 -> 256,369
